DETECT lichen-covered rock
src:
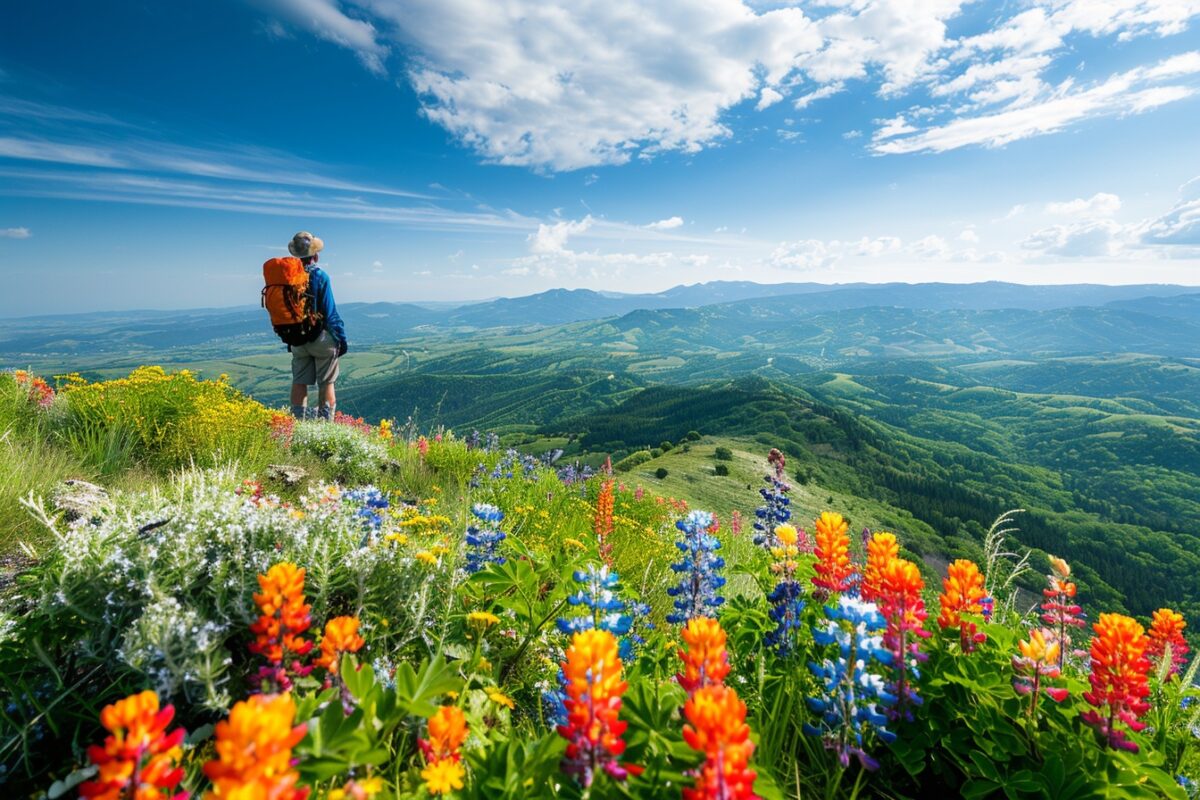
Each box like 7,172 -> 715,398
266,464 -> 307,486
51,479 -> 109,522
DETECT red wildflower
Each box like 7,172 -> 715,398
79,690 -> 187,800
1146,608 -> 1189,678
812,512 -> 854,600
1081,613 -> 1152,752
876,557 -> 932,720
1041,556 -> 1086,670
558,629 -> 634,786
937,559 -> 988,652
248,562 -> 314,691
681,685 -> 759,800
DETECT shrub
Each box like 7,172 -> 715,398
650,448 -> 663,458
614,450 -> 653,473
659,440 -> 673,452
58,367 -> 275,471
655,467 -> 669,479
714,464 -> 730,476
683,431 -> 702,442
290,420 -> 388,482
714,446 -> 734,461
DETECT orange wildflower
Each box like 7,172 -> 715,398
203,693 -> 308,800
937,559 -> 988,652
1082,613 -> 1152,752
595,480 -> 615,563
79,690 -> 187,800
861,532 -> 899,603
677,616 -> 731,694
1146,608 -> 1189,678
248,562 -> 314,690
419,705 -> 468,794
314,615 -> 365,676
558,629 -> 634,786
681,685 -> 759,800
812,512 -> 854,599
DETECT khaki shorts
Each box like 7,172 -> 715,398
291,329 -> 340,387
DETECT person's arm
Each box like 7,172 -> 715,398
315,269 -> 346,344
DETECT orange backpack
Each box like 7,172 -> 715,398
262,257 -> 324,345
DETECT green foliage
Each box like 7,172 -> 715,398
615,450 -> 653,472
290,420 -> 389,482
655,467 -> 669,479
714,446 -> 734,461
714,464 -> 730,476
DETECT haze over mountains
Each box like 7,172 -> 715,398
3,281 -> 1199,359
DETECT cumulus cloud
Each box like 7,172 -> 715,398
1136,174 -> 1200,245
1022,219 -> 1126,257
263,0 -> 1200,170
645,216 -> 684,231
1046,192 -> 1122,217
0,227 -> 31,239
908,234 -> 951,259
770,239 -> 839,271
958,227 -> 979,243
528,216 -> 593,254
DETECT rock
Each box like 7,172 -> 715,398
52,479 -> 109,522
266,464 -> 308,486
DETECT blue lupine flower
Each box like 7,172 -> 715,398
466,430 -> 482,450
343,486 -> 389,534
556,564 -> 651,660
804,595 -> 896,771
666,510 -> 726,625
542,672 -> 569,727
464,503 -> 507,573
752,473 -> 791,549
766,578 -> 806,656
1179,775 -> 1200,800
556,461 -> 595,486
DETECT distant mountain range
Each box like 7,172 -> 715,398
2,280 -> 1198,358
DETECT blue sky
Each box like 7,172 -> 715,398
1,0 -> 1199,314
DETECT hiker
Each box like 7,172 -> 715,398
261,231 -> 347,421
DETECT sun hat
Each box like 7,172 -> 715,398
288,231 -> 324,258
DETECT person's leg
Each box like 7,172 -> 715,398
290,383 -> 309,419
317,382 -> 336,420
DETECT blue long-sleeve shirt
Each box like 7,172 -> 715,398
306,266 -> 346,344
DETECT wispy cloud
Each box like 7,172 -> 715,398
0,227 -> 31,239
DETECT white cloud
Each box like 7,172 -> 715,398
756,87 -> 784,110
263,1 -> 1200,170
842,129 -> 863,139
0,227 -> 31,239
909,234 -> 951,259
1022,219 -> 1126,257
645,216 -> 684,231
874,51 -> 1200,155
958,227 -> 979,243
528,215 -> 593,254
770,239 -> 839,271
1136,174 -> 1200,245
262,0 -> 388,74
1046,192 -> 1122,217
502,266 -> 531,276
853,235 -> 903,255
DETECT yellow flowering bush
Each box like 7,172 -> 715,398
60,366 -> 275,469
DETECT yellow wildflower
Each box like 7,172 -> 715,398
415,551 -> 437,565
467,611 -> 501,627
487,689 -> 515,710
421,759 -> 465,795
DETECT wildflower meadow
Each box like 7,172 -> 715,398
2,367 -> 1200,799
